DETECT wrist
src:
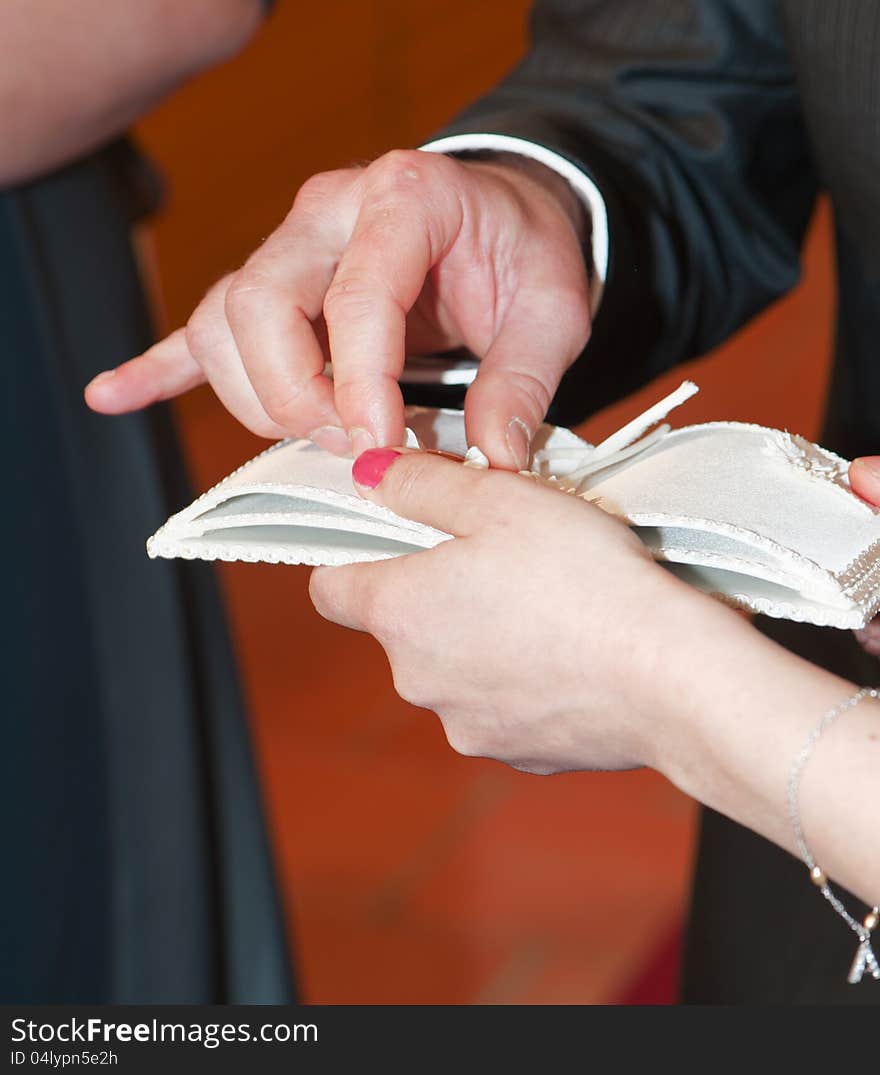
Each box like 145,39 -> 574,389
614,571 -> 745,775
648,584 -> 855,850
463,153 -> 590,248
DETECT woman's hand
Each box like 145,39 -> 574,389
85,151 -> 591,470
310,448 -> 880,905
309,447 -> 718,776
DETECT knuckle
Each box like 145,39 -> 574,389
442,721 -> 482,759
322,277 -> 351,320
184,301 -> 223,359
388,452 -> 433,504
505,367 -> 553,423
367,148 -> 427,188
322,271 -> 380,323
224,272 -> 268,326
330,374 -> 397,431
293,170 -> 334,206
183,316 -> 208,361
258,389 -> 306,433
246,413 -> 287,440
307,569 -> 332,618
290,168 -> 353,217
389,663 -> 428,708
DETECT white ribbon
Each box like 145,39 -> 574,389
531,380 -> 699,493
415,380 -> 699,490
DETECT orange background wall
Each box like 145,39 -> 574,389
135,1 -> 835,1002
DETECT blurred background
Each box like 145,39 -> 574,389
134,0 -> 834,1003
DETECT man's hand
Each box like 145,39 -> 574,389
86,150 -> 591,469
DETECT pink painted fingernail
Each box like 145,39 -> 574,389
352,449 -> 401,489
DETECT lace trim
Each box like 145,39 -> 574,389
839,539 -> 880,611
147,537 -> 412,568
705,590 -> 871,630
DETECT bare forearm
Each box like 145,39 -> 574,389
0,0 -> 264,186
655,591 -> 879,905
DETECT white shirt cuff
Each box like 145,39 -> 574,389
419,133 -> 608,315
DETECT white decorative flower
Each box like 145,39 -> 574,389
763,430 -> 850,488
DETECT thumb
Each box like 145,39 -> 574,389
462,297 -> 590,471
351,447 -> 510,536
850,457 -> 880,506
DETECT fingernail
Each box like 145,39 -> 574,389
505,417 -> 532,470
309,425 -> 351,455
352,448 -> 401,489
349,427 -> 376,457
88,368 -> 117,388
854,456 -> 880,478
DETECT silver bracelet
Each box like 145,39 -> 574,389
786,686 -> 880,984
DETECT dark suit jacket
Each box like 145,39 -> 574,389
431,0 -> 880,1004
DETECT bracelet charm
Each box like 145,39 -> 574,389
786,686 -> 880,985
848,912 -> 880,984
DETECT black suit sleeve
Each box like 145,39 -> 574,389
432,0 -> 818,425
